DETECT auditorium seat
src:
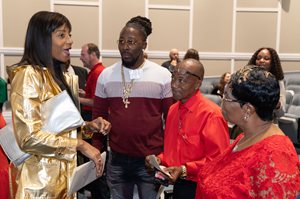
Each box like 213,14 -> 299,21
203,94 -> 222,106
286,85 -> 300,94
200,76 -> 219,94
285,90 -> 294,112
200,84 -> 214,94
278,94 -> 300,152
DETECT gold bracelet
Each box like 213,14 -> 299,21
81,122 -> 93,139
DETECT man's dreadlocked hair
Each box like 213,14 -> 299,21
126,16 -> 152,40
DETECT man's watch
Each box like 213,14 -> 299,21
181,165 -> 187,179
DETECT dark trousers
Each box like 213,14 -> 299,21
87,175 -> 110,199
81,110 -> 93,121
173,179 -> 197,199
107,151 -> 158,199
80,110 -> 110,198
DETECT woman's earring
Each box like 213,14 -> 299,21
244,114 -> 249,121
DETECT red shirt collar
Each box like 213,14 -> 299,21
90,62 -> 102,71
179,91 -> 202,112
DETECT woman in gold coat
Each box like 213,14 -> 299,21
7,11 -> 111,198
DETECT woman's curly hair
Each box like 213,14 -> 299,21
230,65 -> 280,121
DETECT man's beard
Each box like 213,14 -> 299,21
122,51 -> 143,68
122,57 -> 138,68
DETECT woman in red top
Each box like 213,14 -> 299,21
196,65 -> 300,199
0,112 -> 9,199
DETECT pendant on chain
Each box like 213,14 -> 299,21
122,82 -> 133,108
122,87 -> 131,108
123,98 -> 130,108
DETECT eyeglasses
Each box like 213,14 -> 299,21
117,39 -> 138,47
222,96 -> 240,103
185,71 -> 201,80
222,96 -> 246,106
170,66 -> 202,80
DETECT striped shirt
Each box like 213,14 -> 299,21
93,60 -> 173,157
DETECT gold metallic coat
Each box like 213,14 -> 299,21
8,65 -> 80,199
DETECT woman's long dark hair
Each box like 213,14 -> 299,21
248,47 -> 284,80
19,11 -> 74,100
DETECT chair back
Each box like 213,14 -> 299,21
204,94 -> 222,106
288,94 -> 300,117
287,85 -> 300,94
285,90 -> 294,112
200,84 -> 214,94
286,77 -> 300,86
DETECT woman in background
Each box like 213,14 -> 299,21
211,72 -> 231,97
183,48 -> 200,60
248,47 -> 285,117
7,11 -> 110,198
196,65 -> 300,198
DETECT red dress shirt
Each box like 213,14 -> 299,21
83,62 -> 105,111
157,92 -> 230,182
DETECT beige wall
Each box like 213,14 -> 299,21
1,0 -> 300,79
280,0 -> 300,53
237,0 -> 278,7
195,0 -> 233,52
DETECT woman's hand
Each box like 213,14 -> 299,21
84,117 -> 111,135
276,101 -> 281,109
76,139 -> 103,176
78,89 -> 86,97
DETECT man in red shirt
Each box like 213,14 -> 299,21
146,59 -> 230,198
79,43 -> 105,121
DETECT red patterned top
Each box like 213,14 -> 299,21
196,134 -> 300,199
0,113 -> 9,199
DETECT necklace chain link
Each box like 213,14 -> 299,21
121,61 -> 145,108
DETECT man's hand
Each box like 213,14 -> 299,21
84,117 -> 111,135
170,59 -> 177,66
145,155 -> 161,173
164,166 -> 183,183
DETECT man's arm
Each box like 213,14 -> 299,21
79,97 -> 94,107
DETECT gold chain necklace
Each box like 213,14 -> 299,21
121,61 -> 145,108
232,122 -> 272,152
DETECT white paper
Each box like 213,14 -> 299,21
148,155 -> 171,178
68,152 -> 107,197
0,123 -> 31,166
41,90 -> 84,134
